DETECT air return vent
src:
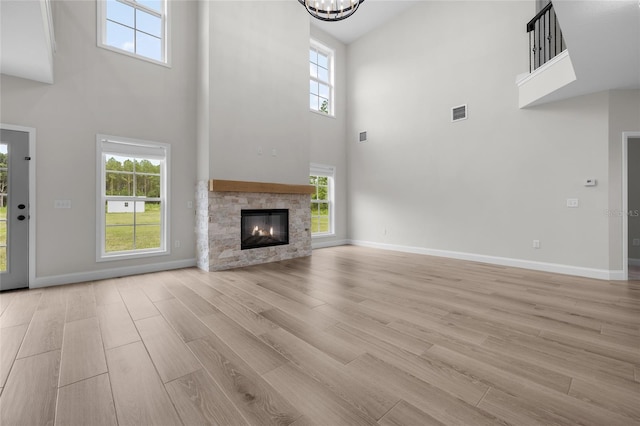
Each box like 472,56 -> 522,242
451,104 -> 467,122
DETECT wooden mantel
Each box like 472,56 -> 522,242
209,179 -> 315,195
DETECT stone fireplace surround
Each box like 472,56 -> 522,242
196,180 -> 313,271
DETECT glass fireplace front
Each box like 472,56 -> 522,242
241,209 -> 289,250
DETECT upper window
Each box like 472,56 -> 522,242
97,0 -> 169,65
310,164 -> 335,236
97,135 -> 170,261
309,40 -> 334,116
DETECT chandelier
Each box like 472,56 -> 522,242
299,0 -> 365,22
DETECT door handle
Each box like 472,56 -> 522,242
17,215 -> 26,221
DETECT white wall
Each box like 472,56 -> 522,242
347,1 -> 612,272
0,0 -> 198,283
204,1 -> 310,186
309,26 -> 348,246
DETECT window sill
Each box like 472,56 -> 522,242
312,232 -> 336,239
98,43 -> 171,68
310,109 -> 336,119
97,248 -> 170,263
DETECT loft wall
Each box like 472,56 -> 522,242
0,0 -> 198,283
203,1 -> 310,186
346,1 -> 613,274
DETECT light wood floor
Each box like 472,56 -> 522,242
1,245 -> 639,426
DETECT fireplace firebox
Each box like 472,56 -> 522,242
241,209 -> 289,250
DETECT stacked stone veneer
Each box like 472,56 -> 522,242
195,181 -> 312,271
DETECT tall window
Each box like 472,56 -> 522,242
310,164 -> 335,236
97,135 -> 169,261
97,0 -> 169,65
309,40 -> 334,116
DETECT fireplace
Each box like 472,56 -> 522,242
241,209 -> 289,250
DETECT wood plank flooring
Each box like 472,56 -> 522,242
1,245 -> 639,425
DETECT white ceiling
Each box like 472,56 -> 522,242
310,0 -> 419,44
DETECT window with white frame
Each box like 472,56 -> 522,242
310,164 -> 335,236
97,0 -> 169,64
309,41 -> 334,116
97,135 -> 169,261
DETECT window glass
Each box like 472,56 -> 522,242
136,9 -> 162,37
136,32 -> 162,61
309,42 -> 334,116
138,0 -> 162,12
107,0 -> 134,27
106,21 -> 135,53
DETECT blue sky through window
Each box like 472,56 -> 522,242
104,0 -> 163,62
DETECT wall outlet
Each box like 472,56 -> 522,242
174,240 -> 181,248
54,200 -> 71,209
633,238 -> 640,247
533,240 -> 540,249
187,201 -> 193,209
566,198 -> 579,208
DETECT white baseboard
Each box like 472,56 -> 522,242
30,258 -> 197,289
349,240 -> 620,281
312,239 -> 349,250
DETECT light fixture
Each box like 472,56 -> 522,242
299,0 -> 365,22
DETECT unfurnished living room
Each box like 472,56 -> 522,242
0,0 -> 639,425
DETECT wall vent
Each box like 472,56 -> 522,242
451,104 -> 468,122
359,131 -> 368,143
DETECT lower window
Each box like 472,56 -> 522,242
97,134 -> 170,261
310,164 -> 335,236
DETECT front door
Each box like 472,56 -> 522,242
0,129 -> 30,291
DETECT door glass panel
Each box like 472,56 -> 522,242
0,143 -> 7,271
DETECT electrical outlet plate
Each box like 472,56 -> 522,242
54,200 -> 71,209
566,198 -> 579,208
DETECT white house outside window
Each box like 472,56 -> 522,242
97,135 -> 170,261
98,0 -> 169,65
309,40 -> 334,116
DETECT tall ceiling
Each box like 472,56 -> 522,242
1,0 -> 638,104
309,0 -> 419,45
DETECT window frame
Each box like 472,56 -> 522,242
97,0 -> 171,67
310,163 -> 335,237
309,39 -> 335,117
96,134 -> 170,262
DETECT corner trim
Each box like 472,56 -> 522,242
30,258 -> 196,288
348,240 -> 620,281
